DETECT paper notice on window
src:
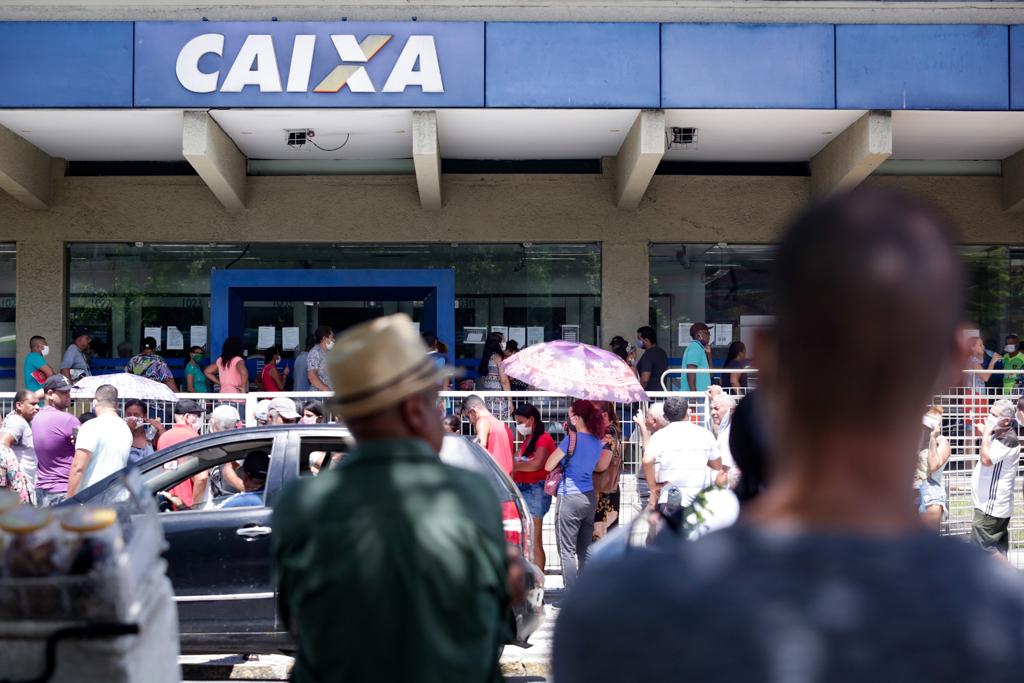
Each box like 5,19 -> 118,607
509,327 -> 527,348
677,320 -> 692,349
257,326 -> 276,350
713,323 -> 733,347
464,327 -> 487,344
527,326 -> 545,347
282,327 -> 300,351
561,325 -> 579,343
143,327 -> 162,349
165,327 -> 184,350
190,325 -> 207,349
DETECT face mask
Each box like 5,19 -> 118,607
499,342 -> 507,351
299,415 -> 318,425
923,415 -> 940,431
325,340 -> 335,351
516,423 -> 532,436
191,354 -> 203,362
1006,345 -> 1018,354
41,345 -> 50,357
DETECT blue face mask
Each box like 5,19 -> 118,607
636,339 -> 645,349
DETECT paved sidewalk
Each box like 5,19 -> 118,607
179,579 -> 563,681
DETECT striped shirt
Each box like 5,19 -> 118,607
972,434 -> 1020,519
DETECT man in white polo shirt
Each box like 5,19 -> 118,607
643,397 -> 724,509
972,398 -> 1021,557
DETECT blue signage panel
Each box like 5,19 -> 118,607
486,23 -> 660,108
1011,26 -> 1024,110
0,22 -> 133,107
661,24 -> 835,109
836,25 -> 1009,110
134,21 -> 484,107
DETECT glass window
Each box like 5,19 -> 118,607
0,244 -> 14,391
68,243 -> 600,366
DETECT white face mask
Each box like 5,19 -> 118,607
923,415 -> 940,431
1006,344 -> 1018,354
41,345 -> 50,357
516,423 -> 532,436
325,340 -> 335,351
499,342 -> 507,352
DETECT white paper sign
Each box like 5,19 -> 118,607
561,325 -> 580,343
257,326 -> 276,350
165,327 -> 184,350
714,323 -> 733,347
190,325 -> 207,349
282,327 -> 300,351
143,327 -> 162,349
527,326 -> 545,347
491,326 -> 509,340
464,327 -> 487,345
677,320 -> 692,348
509,327 -> 527,348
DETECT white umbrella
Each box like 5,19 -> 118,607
72,373 -> 178,402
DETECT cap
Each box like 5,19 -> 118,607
268,396 -> 300,420
71,327 -> 91,341
253,399 -> 272,423
327,313 -> 456,419
210,404 -> 241,424
174,398 -> 206,416
42,375 -> 73,393
241,450 -> 270,479
689,323 -> 710,338
610,335 -> 627,347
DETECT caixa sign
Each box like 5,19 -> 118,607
134,21 -> 484,107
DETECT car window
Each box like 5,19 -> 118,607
144,438 -> 275,514
299,435 -> 351,477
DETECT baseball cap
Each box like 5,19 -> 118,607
42,375 -> 73,393
174,399 -> 206,416
268,396 -> 300,420
241,450 -> 270,479
253,399 -> 272,423
210,404 -> 241,425
689,323 -> 710,338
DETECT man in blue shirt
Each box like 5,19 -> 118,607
221,449 -> 269,508
682,323 -> 713,392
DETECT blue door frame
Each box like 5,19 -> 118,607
209,269 -> 455,364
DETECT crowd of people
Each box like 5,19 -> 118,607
0,372 -> 328,508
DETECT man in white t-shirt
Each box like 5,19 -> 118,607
67,384 -> 132,496
643,397 -> 723,507
709,393 -> 739,489
971,398 -> 1022,557
1,390 -> 39,489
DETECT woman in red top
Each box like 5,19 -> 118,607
260,347 -> 290,392
512,402 -> 555,571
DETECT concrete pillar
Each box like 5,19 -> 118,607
601,241 -> 650,347
1001,147 -> 1024,212
810,110 -> 892,199
182,111 -> 247,212
0,123 -> 62,210
615,110 -> 666,210
412,110 -> 442,210
15,239 -> 66,387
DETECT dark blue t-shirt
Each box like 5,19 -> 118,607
558,432 -> 603,495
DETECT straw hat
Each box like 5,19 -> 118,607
327,314 -> 456,419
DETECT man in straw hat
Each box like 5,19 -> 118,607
272,314 -> 514,683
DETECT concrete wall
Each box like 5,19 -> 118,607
1,1 -> 1020,23
3,171 -> 1023,385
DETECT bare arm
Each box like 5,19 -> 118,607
594,447 -> 612,473
203,363 -> 219,386
61,368 -> 73,381
514,444 -> 551,472
185,372 -> 196,393
164,377 -> 179,392
0,432 -> 14,449
687,365 -> 698,391
976,355 -> 1001,383
190,470 -> 209,508
980,428 -> 995,467
220,461 -> 245,492
639,371 -> 652,388
927,434 -> 952,475
544,447 -> 566,472
707,457 -> 724,472
729,370 -> 742,389
476,419 -> 490,448
66,448 -> 92,496
308,369 -> 330,391
238,363 -> 249,393
495,355 -> 511,392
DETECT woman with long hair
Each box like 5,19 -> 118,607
478,331 -> 512,418
512,402 -> 556,570
916,406 -> 950,532
593,401 -> 622,541
723,341 -> 750,390
544,400 -> 612,589
204,336 -> 249,394
260,346 -> 290,392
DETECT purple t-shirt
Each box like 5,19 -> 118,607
32,406 -> 81,493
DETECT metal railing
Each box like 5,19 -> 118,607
2,369 -> 1023,570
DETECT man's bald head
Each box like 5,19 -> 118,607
768,188 -> 963,429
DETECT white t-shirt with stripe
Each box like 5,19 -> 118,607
972,436 -> 1020,519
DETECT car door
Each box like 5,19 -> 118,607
157,433 -> 286,643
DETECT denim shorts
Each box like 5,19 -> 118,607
918,479 -> 947,513
517,481 -> 552,519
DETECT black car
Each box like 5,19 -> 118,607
70,426 -> 545,653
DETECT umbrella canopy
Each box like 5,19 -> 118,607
502,341 -> 649,403
71,373 -> 178,402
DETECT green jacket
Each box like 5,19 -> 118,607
272,438 -> 511,683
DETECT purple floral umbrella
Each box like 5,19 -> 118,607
502,340 -> 649,403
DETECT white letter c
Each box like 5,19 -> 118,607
176,34 -> 225,93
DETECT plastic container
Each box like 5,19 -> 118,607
1,506 -> 59,578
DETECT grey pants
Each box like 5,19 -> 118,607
556,490 -> 598,590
